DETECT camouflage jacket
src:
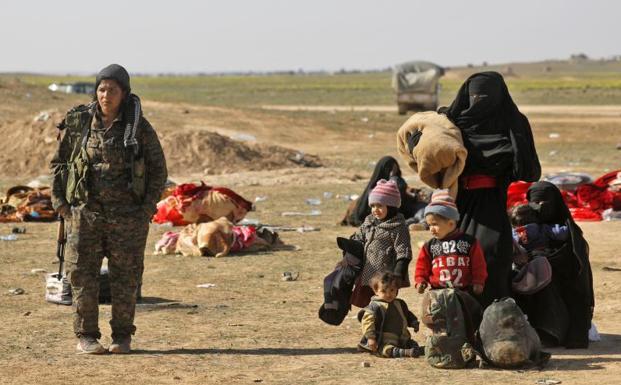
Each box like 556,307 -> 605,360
50,104 -> 167,217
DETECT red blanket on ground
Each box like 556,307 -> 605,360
506,170 -> 621,221
153,182 -> 253,226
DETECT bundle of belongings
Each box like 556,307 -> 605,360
421,289 -> 549,369
154,217 -> 282,257
507,170 -> 621,221
396,111 -> 467,198
318,237 -> 364,325
0,186 -> 56,222
153,182 -> 253,226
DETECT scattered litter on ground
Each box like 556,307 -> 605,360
548,133 -> 560,139
281,272 -> 299,281
323,192 -> 333,199
12,227 -> 26,234
8,288 -> 25,295
368,161 -> 377,168
337,194 -> 359,201
361,362 -> 371,368
33,111 -> 51,122
602,208 -> 621,221
281,210 -> 321,217
136,302 -> 198,311
227,323 -> 244,327
238,218 -> 261,226
548,150 -> 558,156
254,196 -> 268,203
602,266 -> 621,271
30,268 -> 46,274
305,198 -> 321,205
0,234 -> 18,241
543,172 -> 593,191
589,322 -> 601,341
196,283 -> 216,288
264,226 -> 320,233
231,133 -> 257,142
535,380 -> 561,385
23,311 -> 31,316
368,133 -> 375,139
253,379 -> 263,383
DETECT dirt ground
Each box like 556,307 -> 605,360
1,89 -> 621,384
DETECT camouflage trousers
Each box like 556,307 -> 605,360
66,205 -> 149,340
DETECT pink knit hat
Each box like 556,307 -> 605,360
424,189 -> 460,221
368,179 -> 401,208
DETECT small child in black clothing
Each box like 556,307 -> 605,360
358,271 -> 423,358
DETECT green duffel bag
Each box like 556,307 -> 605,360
422,288 -> 477,369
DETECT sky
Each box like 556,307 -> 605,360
2,0 -> 620,74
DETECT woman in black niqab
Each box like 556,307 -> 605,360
521,181 -> 594,348
439,72 -> 541,306
342,156 -> 419,226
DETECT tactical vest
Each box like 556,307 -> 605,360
60,104 -> 146,206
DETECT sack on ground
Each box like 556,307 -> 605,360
479,297 -> 548,368
45,273 -> 72,305
45,267 -> 136,305
422,288 -> 478,369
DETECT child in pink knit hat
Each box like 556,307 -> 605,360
342,179 -> 413,309
339,179 -> 419,357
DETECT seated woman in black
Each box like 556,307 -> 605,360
341,156 -> 423,227
516,181 -> 594,348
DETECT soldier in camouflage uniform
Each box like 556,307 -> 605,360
51,64 -> 167,354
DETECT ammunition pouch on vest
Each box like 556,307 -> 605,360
129,152 -> 146,203
63,105 -> 93,206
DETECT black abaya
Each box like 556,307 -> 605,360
521,181 -> 594,348
439,72 -> 540,306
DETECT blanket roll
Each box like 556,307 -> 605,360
396,111 -> 467,198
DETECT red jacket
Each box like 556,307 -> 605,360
414,231 -> 487,289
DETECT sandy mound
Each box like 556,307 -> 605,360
0,110 -> 62,177
161,130 -> 322,175
0,110 -> 322,178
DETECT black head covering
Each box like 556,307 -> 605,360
526,181 -> 572,224
95,64 -> 131,93
439,72 -> 540,182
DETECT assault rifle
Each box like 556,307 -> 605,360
56,217 -> 66,281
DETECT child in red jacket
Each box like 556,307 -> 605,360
414,190 -> 488,295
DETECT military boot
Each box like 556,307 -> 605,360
109,336 -> 131,354
76,336 -> 106,354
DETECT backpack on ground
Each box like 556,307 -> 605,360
422,288 -> 478,369
478,297 -> 550,368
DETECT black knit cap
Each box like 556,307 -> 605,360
95,64 -> 131,93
